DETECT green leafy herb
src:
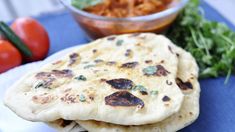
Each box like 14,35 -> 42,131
150,90 -> 158,96
116,40 -> 124,46
143,66 -> 157,75
84,64 -> 95,69
34,81 -> 51,89
79,94 -> 86,102
132,85 -> 147,92
75,75 -> 87,81
71,0 -> 103,10
166,0 -> 235,83
34,82 -> 44,89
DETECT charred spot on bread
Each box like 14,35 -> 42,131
51,69 -> 73,78
105,91 -> 144,108
92,49 -> 97,53
156,65 -> 170,76
162,96 -> 171,102
106,61 -> 116,66
143,65 -> 169,76
107,36 -> 116,41
168,45 -> 174,54
69,53 -> 79,66
121,62 -> 139,69
176,78 -> 193,90
106,78 -> 134,90
59,120 -> 73,128
125,49 -> 132,57
130,33 -> 141,37
35,69 -> 73,88
36,69 -> 73,79
145,60 -> 153,64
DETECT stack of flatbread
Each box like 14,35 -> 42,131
4,33 -> 200,132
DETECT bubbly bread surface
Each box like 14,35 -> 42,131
4,33 -> 184,125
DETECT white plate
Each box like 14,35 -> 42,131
0,45 -> 82,132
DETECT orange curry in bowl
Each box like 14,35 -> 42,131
70,0 -> 179,39
84,0 -> 173,18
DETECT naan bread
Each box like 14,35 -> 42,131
4,33 -> 184,125
76,44 -> 200,132
49,42 -> 200,132
47,119 -> 86,132
46,34 -> 200,132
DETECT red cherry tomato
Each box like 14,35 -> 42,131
0,40 -> 22,73
11,17 -> 50,62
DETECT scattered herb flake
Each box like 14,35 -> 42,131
116,40 -> 124,46
34,81 -> 51,89
75,75 -> 87,81
143,66 -> 157,75
84,64 -> 95,69
132,85 -> 148,95
133,85 -> 147,91
94,59 -> 104,63
106,61 -> 116,65
82,61 -> 89,64
34,82 -> 44,89
79,94 -> 86,102
150,90 -> 158,95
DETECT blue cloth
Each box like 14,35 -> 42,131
35,1 -> 235,132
